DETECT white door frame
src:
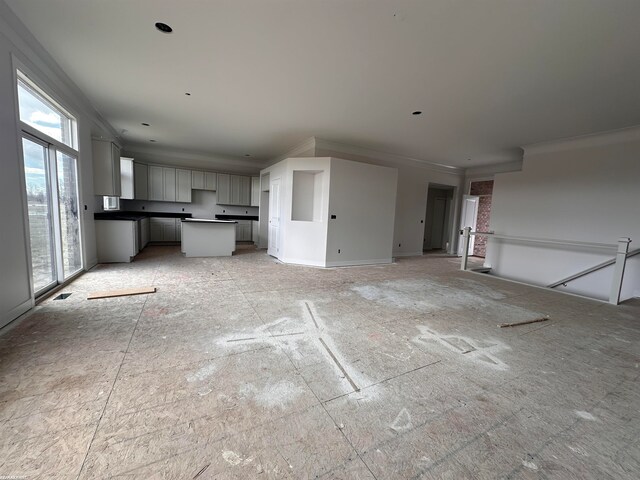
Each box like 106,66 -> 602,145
458,195 -> 479,256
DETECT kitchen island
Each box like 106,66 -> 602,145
181,218 -> 237,257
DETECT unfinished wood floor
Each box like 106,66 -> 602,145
1,246 -> 639,479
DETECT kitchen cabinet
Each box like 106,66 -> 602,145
205,172 -> 217,191
95,220 -> 137,263
192,171 -> 204,190
192,171 -> 217,191
92,139 -> 121,196
251,177 -> 260,206
217,174 -> 251,205
176,169 -> 192,203
149,166 -> 183,202
149,217 -> 181,242
121,159 -> 149,201
138,217 -> 150,250
217,174 -> 231,204
120,158 -> 134,199
134,162 -> 148,200
235,220 -> 252,242
252,220 -> 259,244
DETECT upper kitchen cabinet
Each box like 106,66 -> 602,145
251,176 -> 260,207
217,173 -> 251,205
149,165 -> 191,203
176,169 -> 192,203
120,158 -> 134,199
192,171 -> 217,191
134,162 -> 148,200
121,158 -> 149,200
92,139 -> 121,196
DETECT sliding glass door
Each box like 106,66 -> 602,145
56,151 -> 82,278
22,136 -> 82,296
22,137 -> 56,294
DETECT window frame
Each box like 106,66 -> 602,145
13,61 -> 85,300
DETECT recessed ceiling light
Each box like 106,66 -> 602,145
141,122 -> 150,126
412,111 -> 422,115
185,92 -> 191,96
149,139 -> 157,142
244,154 -> 251,157
155,22 -> 172,34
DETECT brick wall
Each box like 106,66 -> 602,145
470,180 -> 494,257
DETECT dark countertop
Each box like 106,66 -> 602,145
182,218 -> 237,224
215,214 -> 259,221
94,211 -> 193,221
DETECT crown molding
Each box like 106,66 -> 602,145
268,137 -> 317,165
464,159 -> 523,178
313,138 -> 464,176
523,124 -> 640,156
123,143 -> 265,174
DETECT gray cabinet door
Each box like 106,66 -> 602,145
134,162 -> 148,200
217,174 -> 231,204
163,167 -> 176,202
176,169 -> 192,203
192,171 -> 204,190
148,166 -> 164,201
204,172 -> 217,191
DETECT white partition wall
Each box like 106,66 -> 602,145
260,157 -> 397,267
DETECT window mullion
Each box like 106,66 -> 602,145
48,145 -> 65,284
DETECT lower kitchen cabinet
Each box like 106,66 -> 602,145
96,220 -> 138,263
150,217 -> 182,243
235,220 -> 252,242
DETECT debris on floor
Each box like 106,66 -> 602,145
87,286 -> 156,299
498,315 -> 550,328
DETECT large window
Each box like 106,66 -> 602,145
17,70 -> 82,296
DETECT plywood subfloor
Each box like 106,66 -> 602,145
1,246 -> 639,479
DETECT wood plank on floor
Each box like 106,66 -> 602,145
87,286 -> 156,300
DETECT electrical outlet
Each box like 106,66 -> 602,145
398,243 -> 401,247
182,208 -> 185,211
142,206 -> 145,210
338,249 -> 341,254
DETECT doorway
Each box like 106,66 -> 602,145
423,185 -> 454,253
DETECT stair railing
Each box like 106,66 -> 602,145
460,227 -> 632,305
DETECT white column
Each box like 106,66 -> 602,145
460,227 -> 471,271
609,237 -> 631,305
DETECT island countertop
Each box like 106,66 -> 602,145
182,218 -> 237,224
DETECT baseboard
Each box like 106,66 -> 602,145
394,251 -> 423,258
281,257 -> 327,267
325,258 -> 393,267
0,298 -> 34,331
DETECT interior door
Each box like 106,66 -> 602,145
431,197 -> 447,249
458,195 -> 479,256
268,178 -> 281,257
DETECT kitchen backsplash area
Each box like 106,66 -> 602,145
95,190 -> 258,219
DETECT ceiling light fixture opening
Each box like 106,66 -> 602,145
244,154 -> 251,157
185,92 -> 192,96
412,111 -> 422,116
155,22 -> 172,34
141,122 -> 150,126
149,139 -> 157,142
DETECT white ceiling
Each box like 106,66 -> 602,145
6,0 -> 640,169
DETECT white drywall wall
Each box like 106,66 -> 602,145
281,158 -> 331,266
487,131 -> 640,301
325,158 -> 397,266
0,6 -> 113,327
0,34 -> 32,328
314,146 -> 464,257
